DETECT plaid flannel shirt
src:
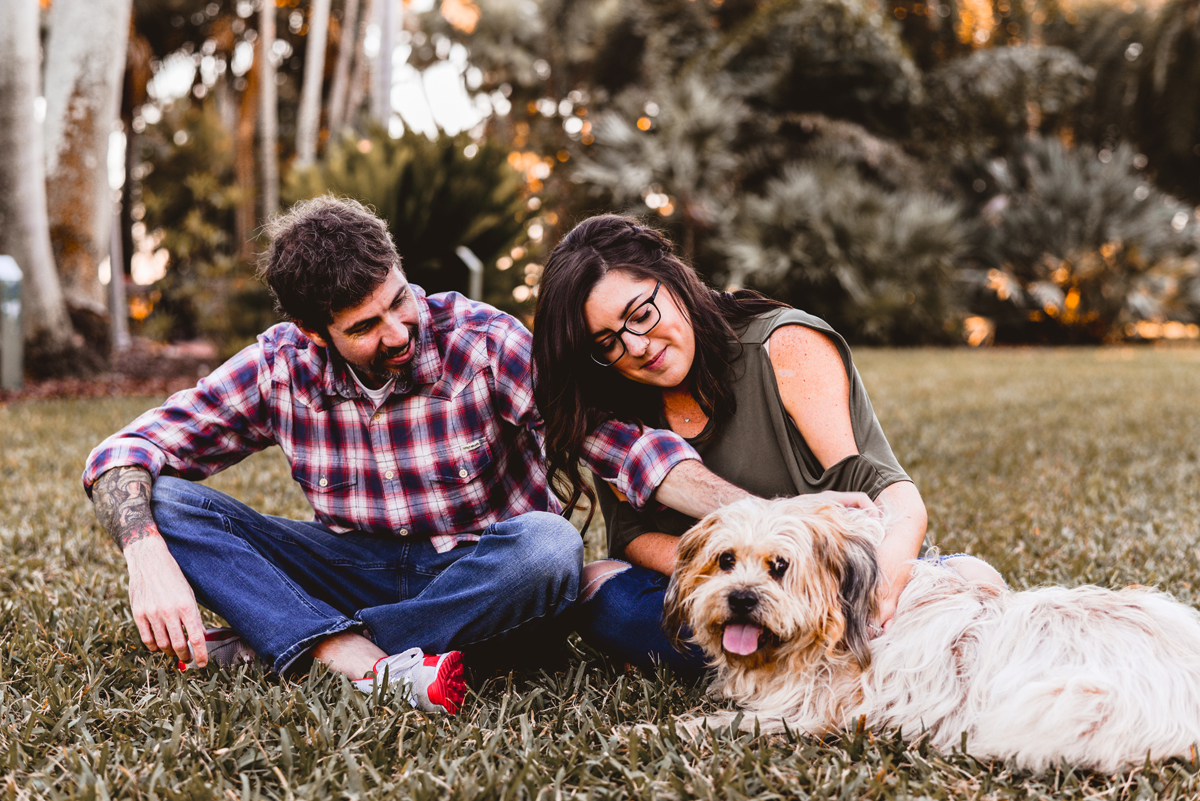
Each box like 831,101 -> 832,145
83,287 -> 698,552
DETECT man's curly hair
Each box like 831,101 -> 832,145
257,195 -> 400,332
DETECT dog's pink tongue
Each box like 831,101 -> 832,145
723,623 -> 762,655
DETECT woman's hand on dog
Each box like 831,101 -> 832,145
871,482 -> 929,632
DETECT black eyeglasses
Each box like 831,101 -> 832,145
590,281 -> 663,366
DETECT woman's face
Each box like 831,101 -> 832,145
583,271 -> 695,389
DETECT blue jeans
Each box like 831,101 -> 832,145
150,477 -> 583,674
574,563 -> 709,680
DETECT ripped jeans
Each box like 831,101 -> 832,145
574,561 -> 709,680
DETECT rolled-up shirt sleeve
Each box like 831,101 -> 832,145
82,339 -> 276,497
581,420 -> 699,511
486,316 -> 698,511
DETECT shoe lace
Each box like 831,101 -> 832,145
377,647 -> 424,685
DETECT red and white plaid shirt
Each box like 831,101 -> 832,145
83,287 -> 698,552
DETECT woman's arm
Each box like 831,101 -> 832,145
624,532 -> 680,574
768,324 -> 927,627
872,480 -> 928,629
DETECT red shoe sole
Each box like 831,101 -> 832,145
425,651 -> 466,714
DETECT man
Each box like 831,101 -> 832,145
83,196 -> 749,715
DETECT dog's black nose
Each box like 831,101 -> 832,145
728,590 -> 758,616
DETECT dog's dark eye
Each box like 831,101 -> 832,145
718,551 -> 736,571
769,558 -> 789,580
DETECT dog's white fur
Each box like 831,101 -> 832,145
663,496 -> 1200,772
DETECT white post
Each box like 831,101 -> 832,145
456,246 -> 484,301
0,255 -> 24,390
109,206 -> 131,352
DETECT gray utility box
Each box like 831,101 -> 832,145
0,255 -> 23,391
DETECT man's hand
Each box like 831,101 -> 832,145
124,536 -> 209,666
93,467 -> 208,667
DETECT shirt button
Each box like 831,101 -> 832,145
372,413 -> 382,422
385,470 -> 395,480
458,468 -> 469,478
399,528 -> 408,536
318,477 -> 328,487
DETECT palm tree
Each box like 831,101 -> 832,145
0,0 -> 80,374
260,0 -> 280,218
296,0 -> 333,165
42,0 -> 134,344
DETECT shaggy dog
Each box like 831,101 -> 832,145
662,496 -> 1200,772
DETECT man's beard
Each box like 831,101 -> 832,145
346,323 -> 420,388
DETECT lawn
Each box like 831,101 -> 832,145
2,345 -> 1200,800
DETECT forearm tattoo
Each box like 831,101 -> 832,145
93,467 -> 159,550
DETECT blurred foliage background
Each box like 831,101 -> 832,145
110,0 -> 1200,352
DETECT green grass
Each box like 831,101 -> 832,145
3,346 -> 1200,799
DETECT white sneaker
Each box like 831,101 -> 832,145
353,648 -> 466,714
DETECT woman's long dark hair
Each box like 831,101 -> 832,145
532,214 -> 786,521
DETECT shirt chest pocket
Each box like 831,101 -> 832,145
291,459 -> 360,530
433,437 -> 493,483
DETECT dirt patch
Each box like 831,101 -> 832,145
0,338 -> 217,404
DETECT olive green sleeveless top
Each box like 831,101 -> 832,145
596,308 -> 911,559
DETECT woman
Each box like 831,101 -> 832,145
532,215 -> 986,676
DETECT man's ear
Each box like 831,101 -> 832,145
296,324 -> 329,348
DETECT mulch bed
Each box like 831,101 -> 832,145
0,338 -> 217,404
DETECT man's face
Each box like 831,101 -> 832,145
300,267 -> 420,388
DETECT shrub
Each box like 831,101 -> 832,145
138,100 -> 278,356
1136,0 -> 1200,204
920,45 -> 1094,161
285,127 -> 534,316
571,75 -> 748,265
720,162 -> 967,344
706,0 -> 922,135
964,137 -> 1200,343
1043,2 -> 1153,150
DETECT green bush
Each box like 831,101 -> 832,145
1046,0 -> 1200,205
138,100 -> 279,357
571,75 -> 748,258
1135,0 -> 1200,204
705,0 -> 922,136
920,45 -> 1093,161
964,137 -> 1200,343
1043,1 -> 1153,150
720,162 -> 967,344
285,127 -> 534,316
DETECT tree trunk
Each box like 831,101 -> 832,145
42,0 -> 132,348
373,0 -> 396,124
326,0 -> 361,137
0,0 -> 80,373
236,64 -> 260,260
260,0 -> 280,219
344,0 -> 375,129
295,0 -> 333,165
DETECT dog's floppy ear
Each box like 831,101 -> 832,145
809,506 -> 879,669
663,512 -> 720,652
836,532 -> 879,668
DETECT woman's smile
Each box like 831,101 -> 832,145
640,346 -> 668,371
584,271 -> 695,389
